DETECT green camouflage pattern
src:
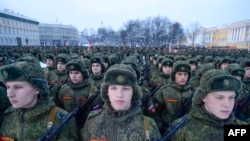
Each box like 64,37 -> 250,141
81,103 -> 161,141
0,99 -> 79,141
170,105 -> 247,141
154,81 -> 193,131
57,80 -> 103,128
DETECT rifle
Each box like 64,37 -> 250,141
234,95 -> 250,119
37,107 -> 78,141
141,85 -> 162,103
172,93 -> 193,121
75,92 -> 100,129
154,117 -> 189,141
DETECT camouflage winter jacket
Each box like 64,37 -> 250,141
170,105 -> 247,141
81,102 -> 162,141
154,81 -> 193,130
0,99 -> 79,141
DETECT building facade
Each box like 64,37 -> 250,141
39,23 -> 78,46
0,9 -> 40,46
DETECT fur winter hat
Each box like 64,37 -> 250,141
45,53 -> 56,62
224,63 -> 245,80
195,63 -> 215,79
170,61 -> 191,82
56,53 -> 69,64
188,58 -> 198,66
160,58 -> 173,72
66,59 -> 89,79
192,69 -> 241,106
100,64 -> 142,103
240,59 -> 250,68
0,61 -> 49,101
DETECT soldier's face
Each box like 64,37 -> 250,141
69,71 -> 83,84
108,85 -> 133,111
57,62 -> 66,72
46,59 -> 54,67
91,63 -> 102,75
202,91 -> 236,120
162,66 -> 172,74
244,67 -> 250,78
6,81 -> 39,109
174,72 -> 189,86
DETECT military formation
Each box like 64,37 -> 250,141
0,45 -> 250,141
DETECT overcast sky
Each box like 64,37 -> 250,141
1,0 -> 249,31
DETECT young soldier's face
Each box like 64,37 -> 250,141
69,71 -> 83,84
57,62 -> 66,72
174,72 -> 189,86
6,81 -> 39,109
244,67 -> 250,78
202,91 -> 236,119
220,63 -> 228,70
46,59 -> 54,67
189,64 -> 197,72
162,66 -> 172,74
108,85 -> 133,111
91,63 -> 102,75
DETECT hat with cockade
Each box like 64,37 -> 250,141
0,61 -> 49,101
66,59 -> 89,79
170,61 -> 191,82
100,64 -> 141,103
224,63 -> 245,80
192,69 -> 241,106
56,53 -> 69,64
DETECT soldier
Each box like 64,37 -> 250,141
154,61 -> 193,134
57,59 -> 103,129
188,58 -> 198,80
217,56 -> 232,70
0,61 -> 79,141
43,53 -> 56,84
81,64 -> 161,141
170,69 -> 246,141
89,57 -> 105,89
149,58 -> 173,89
49,53 -> 69,100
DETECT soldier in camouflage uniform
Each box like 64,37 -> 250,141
81,64 -> 161,141
170,69 -> 246,141
43,53 -> 56,84
49,53 -> 69,101
225,63 -> 250,121
57,59 -> 103,129
89,57 -> 105,89
153,61 -> 193,134
0,61 -> 79,141
149,58 -> 173,88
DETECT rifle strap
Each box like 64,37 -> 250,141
88,85 -> 95,97
143,116 -> 150,141
47,107 -> 57,129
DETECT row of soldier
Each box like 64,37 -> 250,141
0,46 -> 250,141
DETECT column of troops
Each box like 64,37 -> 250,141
0,46 -> 250,141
